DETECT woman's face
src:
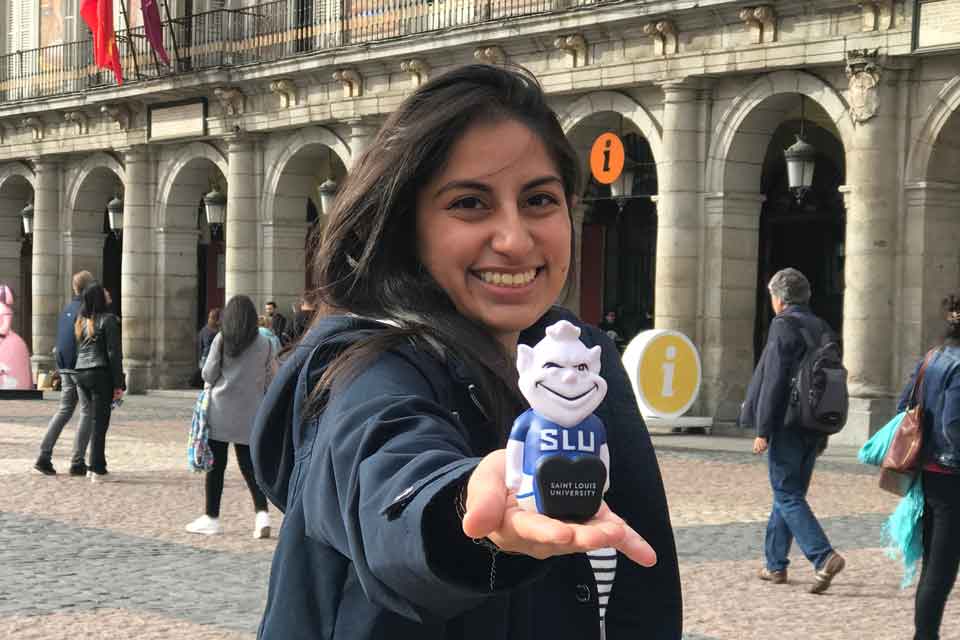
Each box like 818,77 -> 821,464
416,118 -> 572,348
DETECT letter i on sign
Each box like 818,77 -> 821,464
603,139 -> 612,172
661,346 -> 677,398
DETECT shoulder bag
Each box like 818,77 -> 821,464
881,349 -> 937,474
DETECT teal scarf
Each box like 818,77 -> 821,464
858,412 -> 924,588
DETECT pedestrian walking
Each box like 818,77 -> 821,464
897,294 -> 960,640
257,315 -> 282,353
742,267 -> 846,593
186,295 -> 275,538
251,64 -> 681,640
264,301 -> 287,345
33,270 -> 96,476
281,292 -> 315,346
73,282 -> 124,483
192,308 -> 221,388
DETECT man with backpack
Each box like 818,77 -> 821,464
741,268 -> 847,594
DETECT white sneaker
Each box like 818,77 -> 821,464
89,471 -> 114,483
185,515 -> 223,536
253,511 -> 271,539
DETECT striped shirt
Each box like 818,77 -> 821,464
587,547 -> 617,636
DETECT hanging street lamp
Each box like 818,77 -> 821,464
203,187 -> 227,234
20,203 -> 33,237
106,196 -> 124,237
317,178 -> 338,215
785,94 -> 817,203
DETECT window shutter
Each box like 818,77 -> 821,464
19,0 -> 36,50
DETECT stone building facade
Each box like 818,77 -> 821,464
1,0 -> 958,444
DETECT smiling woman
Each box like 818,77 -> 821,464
251,64 -> 682,640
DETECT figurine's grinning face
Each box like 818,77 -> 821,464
517,324 -> 607,427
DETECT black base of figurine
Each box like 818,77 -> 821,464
535,455 -> 605,523
0,389 -> 43,400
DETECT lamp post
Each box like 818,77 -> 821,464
106,196 -> 124,237
317,178 -> 338,215
20,203 -> 33,237
203,187 -> 226,238
609,158 -> 637,213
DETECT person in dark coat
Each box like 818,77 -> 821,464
251,64 -> 681,640
34,270 -> 95,476
897,294 -> 960,640
264,301 -> 288,343
73,282 -> 124,482
741,268 -> 845,593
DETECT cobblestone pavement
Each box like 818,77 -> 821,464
1,394 -> 957,639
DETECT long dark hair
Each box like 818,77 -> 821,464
75,282 -> 108,340
942,294 -> 960,345
221,295 -> 259,358
310,64 -> 582,439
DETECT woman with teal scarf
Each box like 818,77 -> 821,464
891,295 -> 960,640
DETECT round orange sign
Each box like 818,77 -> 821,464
590,133 -> 625,185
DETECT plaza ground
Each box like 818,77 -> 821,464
0,392 -> 956,639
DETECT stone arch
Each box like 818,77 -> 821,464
558,91 -> 663,163
706,70 -> 853,195
0,161 -> 35,193
261,126 -> 350,225
0,162 -> 34,339
157,142 -> 229,228
64,151 -> 125,225
907,75 -> 960,184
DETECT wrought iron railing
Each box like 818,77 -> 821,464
0,0 -> 610,104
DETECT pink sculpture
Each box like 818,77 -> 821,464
0,285 -> 33,390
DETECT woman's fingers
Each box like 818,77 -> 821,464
614,522 -> 658,567
461,450 -> 508,539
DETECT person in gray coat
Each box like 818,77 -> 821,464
186,294 -> 276,538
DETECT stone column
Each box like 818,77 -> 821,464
654,81 -> 703,340
30,158 -> 62,375
120,147 -> 155,393
838,60 -> 900,442
261,220 -> 309,314
701,192 -> 765,421
155,227 -> 200,388
225,136 -> 260,304
348,120 -> 378,168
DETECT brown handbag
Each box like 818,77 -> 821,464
881,349 -> 937,473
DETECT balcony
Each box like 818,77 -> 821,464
0,0 -> 609,104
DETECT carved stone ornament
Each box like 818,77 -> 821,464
473,46 -> 506,65
859,0 -> 894,31
739,5 -> 777,44
101,103 -> 131,131
642,20 -> 678,56
846,48 -> 881,124
332,69 -> 362,98
63,110 -> 88,135
22,116 -> 44,141
214,86 -> 246,117
400,59 -> 430,88
269,79 -> 297,109
553,34 -> 588,68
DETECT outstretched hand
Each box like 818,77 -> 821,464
461,449 -> 657,567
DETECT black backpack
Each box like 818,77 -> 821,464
782,317 -> 848,435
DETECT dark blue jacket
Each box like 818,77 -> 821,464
251,307 -> 682,640
741,305 -> 831,439
897,344 -> 960,470
55,297 -> 82,371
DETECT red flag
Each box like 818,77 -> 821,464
141,0 -> 170,65
80,0 -> 123,85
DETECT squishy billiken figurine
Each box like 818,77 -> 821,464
0,284 -> 33,390
507,320 -> 609,522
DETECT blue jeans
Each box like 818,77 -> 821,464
38,371 -> 93,465
764,427 -> 833,571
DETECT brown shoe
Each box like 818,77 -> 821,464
810,551 -> 845,594
758,567 -> 788,584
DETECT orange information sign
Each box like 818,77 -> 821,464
590,133 -> 625,185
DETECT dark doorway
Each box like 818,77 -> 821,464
197,202 -> 224,330
754,119 -> 845,360
101,211 -> 122,318
306,198 -> 319,291
580,133 -> 657,345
